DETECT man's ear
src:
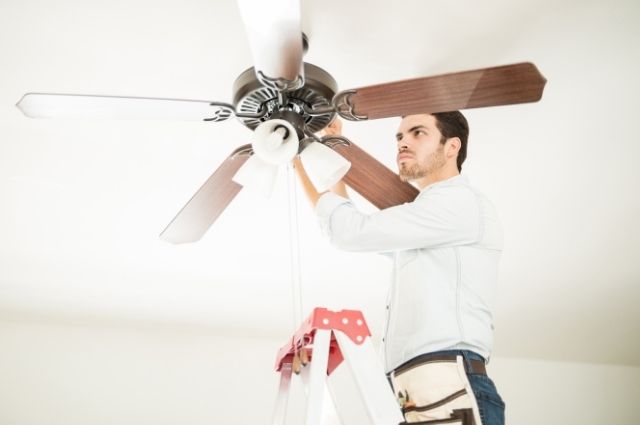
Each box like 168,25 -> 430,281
445,137 -> 461,159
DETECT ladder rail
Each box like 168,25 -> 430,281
333,331 -> 404,425
271,307 -> 404,425
271,363 -> 293,425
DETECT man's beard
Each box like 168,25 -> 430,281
399,147 -> 446,182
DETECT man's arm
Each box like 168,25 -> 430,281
317,186 -> 482,252
294,120 -> 480,253
293,158 -> 347,206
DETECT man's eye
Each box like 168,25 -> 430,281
414,130 -> 426,136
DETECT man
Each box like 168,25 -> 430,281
294,112 -> 505,425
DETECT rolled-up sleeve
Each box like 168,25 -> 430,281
314,186 -> 481,253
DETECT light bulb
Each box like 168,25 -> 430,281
252,120 -> 298,165
264,127 -> 287,151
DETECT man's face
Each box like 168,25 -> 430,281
395,114 -> 446,182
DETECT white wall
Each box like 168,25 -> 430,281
0,318 -> 279,425
490,357 -> 639,425
0,318 -> 638,425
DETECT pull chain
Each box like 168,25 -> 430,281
286,163 -> 304,330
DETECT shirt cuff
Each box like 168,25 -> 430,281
314,192 -> 351,221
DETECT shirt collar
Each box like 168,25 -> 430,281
418,174 -> 469,194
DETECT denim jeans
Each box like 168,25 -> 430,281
430,350 -> 505,425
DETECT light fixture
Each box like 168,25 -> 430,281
251,119 -> 299,165
232,154 -> 280,198
299,141 -> 351,192
233,118 -> 351,196
232,119 -> 299,196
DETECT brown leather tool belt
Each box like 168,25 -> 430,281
394,353 -> 487,377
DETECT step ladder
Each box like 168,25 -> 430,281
271,307 -> 404,425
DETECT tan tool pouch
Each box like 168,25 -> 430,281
390,356 -> 482,425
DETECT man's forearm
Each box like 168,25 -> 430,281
293,158 -> 348,207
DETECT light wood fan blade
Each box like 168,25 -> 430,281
331,141 -> 419,209
16,93 -> 233,121
336,62 -> 546,120
160,145 -> 252,244
236,0 -> 304,87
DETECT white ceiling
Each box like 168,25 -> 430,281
0,0 -> 638,366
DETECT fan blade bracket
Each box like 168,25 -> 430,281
301,102 -> 336,117
230,144 -> 254,158
256,71 -> 305,92
203,102 -> 235,122
332,90 -> 369,121
205,102 -> 268,122
320,135 -> 351,149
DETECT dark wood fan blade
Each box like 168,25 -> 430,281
160,145 -> 252,244
337,62 -> 546,120
331,141 -> 419,209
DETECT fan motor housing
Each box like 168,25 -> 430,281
232,62 -> 337,134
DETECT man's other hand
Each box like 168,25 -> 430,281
318,118 -> 343,138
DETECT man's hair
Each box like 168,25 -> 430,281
432,111 -> 469,172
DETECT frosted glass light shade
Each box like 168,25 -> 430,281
252,119 -> 299,165
299,142 -> 351,192
232,155 -> 278,198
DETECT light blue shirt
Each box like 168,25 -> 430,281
315,174 -> 503,372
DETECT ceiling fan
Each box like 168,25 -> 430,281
15,0 -> 546,244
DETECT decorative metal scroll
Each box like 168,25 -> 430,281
204,102 -> 267,122
332,90 -> 368,121
257,70 -> 305,92
320,135 -> 351,148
